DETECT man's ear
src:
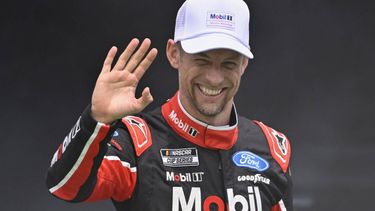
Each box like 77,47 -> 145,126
166,39 -> 180,69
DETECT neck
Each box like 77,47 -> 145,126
161,92 -> 239,150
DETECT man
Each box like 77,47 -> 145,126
46,0 -> 293,210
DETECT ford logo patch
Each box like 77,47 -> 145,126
232,151 -> 269,172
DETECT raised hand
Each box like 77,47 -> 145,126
91,38 -> 158,124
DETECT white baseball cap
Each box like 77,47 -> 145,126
174,0 -> 254,59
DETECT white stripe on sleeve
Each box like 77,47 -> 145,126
104,156 -> 137,173
49,123 -> 105,193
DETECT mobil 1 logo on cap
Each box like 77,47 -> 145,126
206,12 -> 235,31
160,148 -> 199,167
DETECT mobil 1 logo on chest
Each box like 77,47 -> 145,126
172,186 -> 263,211
160,148 -> 199,167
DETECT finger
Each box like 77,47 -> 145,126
136,87 -> 153,110
101,46 -> 118,73
124,38 -> 152,73
134,48 -> 158,80
113,38 -> 140,71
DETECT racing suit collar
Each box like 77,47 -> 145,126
161,91 -> 238,150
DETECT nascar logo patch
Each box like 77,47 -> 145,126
160,148 -> 199,167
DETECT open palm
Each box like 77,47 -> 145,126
91,38 -> 158,124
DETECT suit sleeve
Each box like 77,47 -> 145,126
271,167 -> 293,211
254,121 -> 294,211
46,105 -> 137,202
282,168 -> 293,210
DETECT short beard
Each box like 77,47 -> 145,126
194,101 -> 225,117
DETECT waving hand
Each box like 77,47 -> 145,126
91,38 -> 158,124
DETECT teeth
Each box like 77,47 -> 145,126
199,86 -> 222,96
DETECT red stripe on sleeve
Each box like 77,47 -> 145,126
85,157 -> 137,202
52,124 -> 110,200
271,204 -> 282,211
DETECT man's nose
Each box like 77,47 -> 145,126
204,65 -> 224,86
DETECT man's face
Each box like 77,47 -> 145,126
176,46 -> 248,123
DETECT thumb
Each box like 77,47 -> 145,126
136,87 -> 153,110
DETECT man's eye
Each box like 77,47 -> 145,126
223,62 -> 237,69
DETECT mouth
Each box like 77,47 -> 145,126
198,85 -> 224,96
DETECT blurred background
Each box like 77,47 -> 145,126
1,0 -> 374,210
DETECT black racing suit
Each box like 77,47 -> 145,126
46,92 -> 293,211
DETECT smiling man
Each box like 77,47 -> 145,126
46,0 -> 293,210
169,44 -> 247,126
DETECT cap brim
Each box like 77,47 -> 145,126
180,33 -> 254,59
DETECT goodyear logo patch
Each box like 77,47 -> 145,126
160,148 -> 199,167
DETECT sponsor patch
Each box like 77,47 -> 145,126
166,171 -> 204,183
237,174 -> 270,185
169,110 -> 198,137
172,186 -> 262,211
51,117 -> 81,167
160,148 -> 199,167
206,12 -> 235,31
232,151 -> 269,172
